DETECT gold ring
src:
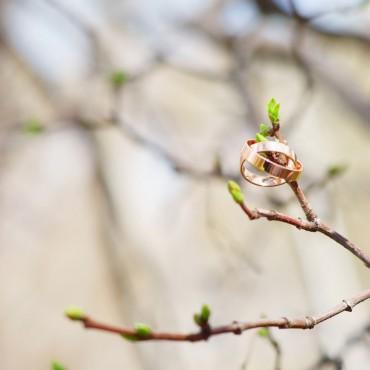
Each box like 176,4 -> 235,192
240,139 -> 302,186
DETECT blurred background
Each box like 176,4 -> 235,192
0,0 -> 369,369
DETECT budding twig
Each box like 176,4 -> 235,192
265,107 -> 370,267
66,289 -> 370,342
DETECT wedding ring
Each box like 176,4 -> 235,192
240,139 -> 302,186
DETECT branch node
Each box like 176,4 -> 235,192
304,316 -> 316,329
201,323 -> 212,340
342,299 -> 353,312
251,208 -> 261,220
232,321 -> 242,335
313,218 -> 321,229
280,316 -> 291,329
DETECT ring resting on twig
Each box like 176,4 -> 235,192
240,139 -> 303,186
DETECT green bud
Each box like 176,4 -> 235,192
256,133 -> 267,142
122,323 -> 152,341
52,361 -> 66,370
23,118 -> 44,135
200,304 -> 211,323
109,70 -> 128,88
259,123 -> 270,136
135,323 -> 152,338
257,327 -> 269,338
267,98 -> 280,125
327,164 -> 347,178
64,306 -> 85,321
227,180 -> 244,205
194,304 -> 211,326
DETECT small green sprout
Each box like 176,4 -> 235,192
267,98 -> 280,126
194,304 -> 211,326
256,133 -> 268,142
227,181 -> 244,205
64,306 -> 85,321
259,123 -> 270,136
122,323 -> 152,341
135,323 -> 152,338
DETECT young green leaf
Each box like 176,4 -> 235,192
200,304 -> 211,323
194,304 -> 211,326
259,123 -> 270,136
267,98 -> 280,125
256,133 -> 267,142
227,180 -> 244,205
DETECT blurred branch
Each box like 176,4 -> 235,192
310,356 -> 343,370
287,0 -> 369,21
249,0 -> 368,134
254,327 -> 282,370
265,329 -> 282,370
258,0 -> 370,36
44,0 -> 104,73
309,321 -> 370,369
73,122 -> 149,369
89,75 -> 237,181
284,6 -> 315,131
186,22 -> 262,125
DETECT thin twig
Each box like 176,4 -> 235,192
239,334 -> 257,370
287,181 -> 318,222
265,329 -> 282,370
68,288 -> 370,341
44,0 -> 103,73
238,201 -> 370,268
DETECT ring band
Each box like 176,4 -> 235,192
240,140 -> 295,187
240,139 -> 302,186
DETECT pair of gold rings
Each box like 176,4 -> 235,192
240,139 -> 303,187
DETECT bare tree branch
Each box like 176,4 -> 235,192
237,198 -> 370,268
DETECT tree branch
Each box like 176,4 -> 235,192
237,200 -> 370,268
287,181 -> 318,222
67,288 -> 370,342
